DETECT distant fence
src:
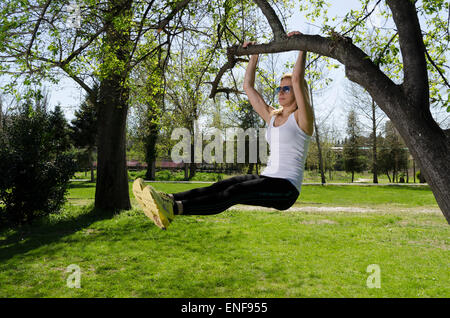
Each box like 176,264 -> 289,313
92,160 -> 252,174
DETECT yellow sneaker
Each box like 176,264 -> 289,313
147,186 -> 176,229
132,178 -> 165,230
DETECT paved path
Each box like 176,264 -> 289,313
228,205 -> 441,214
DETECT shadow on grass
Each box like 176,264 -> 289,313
0,205 -> 116,263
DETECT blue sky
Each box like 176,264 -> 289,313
8,0 -> 448,136
47,0 -> 363,126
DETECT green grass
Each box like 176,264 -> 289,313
0,182 -> 448,297
74,169 -> 419,184
298,184 -> 437,208
65,181 -> 438,209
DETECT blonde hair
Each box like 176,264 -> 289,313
270,73 -> 310,117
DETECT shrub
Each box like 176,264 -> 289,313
416,171 -> 426,183
156,170 -> 174,181
0,104 -> 76,226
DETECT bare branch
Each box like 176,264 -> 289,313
153,0 -> 192,32
59,26 -> 108,68
343,0 -> 382,37
374,32 -> 398,66
129,39 -> 170,70
61,67 -> 94,97
253,0 -> 286,41
130,0 -> 155,59
208,57 -> 248,98
26,0 -> 52,68
425,47 -> 450,89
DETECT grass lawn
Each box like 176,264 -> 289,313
0,181 -> 448,297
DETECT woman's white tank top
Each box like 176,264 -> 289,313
261,112 -> 311,193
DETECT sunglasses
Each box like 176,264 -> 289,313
275,86 -> 292,94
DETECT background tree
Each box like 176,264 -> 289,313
233,100 -> 264,174
0,0 -> 193,212
70,84 -> 99,182
346,81 -> 387,184
305,52 -> 337,184
129,36 -> 166,181
343,109 -> 366,182
165,48 -> 209,180
378,120 -> 408,183
49,104 -> 72,153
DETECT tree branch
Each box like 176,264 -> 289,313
253,0 -> 286,41
208,57 -> 247,98
224,33 -> 403,118
129,39 -> 169,70
424,47 -> 450,89
59,26 -> 108,68
153,0 -> 192,32
343,0 -> 382,37
386,0 -> 429,105
130,0 -> 155,60
26,0 -> 52,68
60,65 -> 94,97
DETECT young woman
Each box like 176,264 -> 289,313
133,31 -> 314,230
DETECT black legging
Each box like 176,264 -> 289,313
172,174 -> 299,215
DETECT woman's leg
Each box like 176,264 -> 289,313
172,174 -> 261,201
178,175 -> 299,215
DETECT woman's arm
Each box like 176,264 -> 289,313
243,42 -> 272,125
289,32 -> 314,136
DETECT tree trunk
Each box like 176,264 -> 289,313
0,100 -> 3,133
95,78 -> 131,211
189,141 -> 196,179
315,127 -> 326,185
184,163 -> 189,180
89,147 -> 95,182
389,103 -> 450,223
94,0 -> 132,212
145,159 -> 156,180
406,166 -> 409,183
145,121 -> 158,180
371,99 -> 378,183
311,86 -> 326,185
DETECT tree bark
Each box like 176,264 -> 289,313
95,0 -> 132,212
371,99 -> 378,183
95,76 -> 131,211
388,101 -> 450,220
311,86 -> 326,184
0,99 -> 3,133
89,147 -> 95,183
145,118 -> 159,180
